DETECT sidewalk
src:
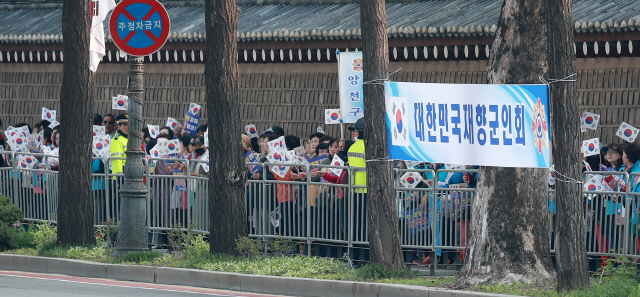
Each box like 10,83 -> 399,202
0,254 -> 514,297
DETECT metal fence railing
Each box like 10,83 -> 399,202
2,150 -> 640,263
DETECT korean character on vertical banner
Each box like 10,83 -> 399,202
112,94 -> 128,110
581,112 -> 600,130
147,124 -> 160,139
41,107 -> 57,122
245,124 -> 258,139
616,122 -> 639,143
389,97 -> 410,146
582,138 -> 600,157
339,52 -> 364,124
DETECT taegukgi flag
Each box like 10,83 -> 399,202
112,94 -> 128,110
147,124 -> 160,139
384,82 -> 551,168
90,0 -> 116,72
581,111 -> 600,131
325,109 -> 341,124
245,124 -> 258,139
616,122 -> 639,143
582,138 -> 600,157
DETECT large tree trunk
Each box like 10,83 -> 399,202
205,0 -> 247,255
454,0 -> 556,288
548,0 -> 590,291
360,0 -> 404,269
58,0 -> 95,246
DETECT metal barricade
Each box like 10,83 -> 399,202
395,168 -> 436,250
433,168 -> 477,260
624,172 -> 640,259
583,170 -> 629,258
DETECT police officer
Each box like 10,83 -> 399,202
347,117 -> 369,263
110,114 -> 128,175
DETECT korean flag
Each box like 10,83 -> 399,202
400,172 -> 423,188
41,107 -> 57,122
316,126 -> 325,135
93,125 -> 105,137
166,117 -> 181,130
581,112 -> 600,131
245,124 -> 258,139
112,94 -> 128,110
584,175 -> 605,192
582,138 -> 600,157
199,154 -> 210,173
48,120 -> 60,129
615,122 -> 639,143
271,164 -> 290,179
389,97 -> 410,146
188,102 -> 202,115
268,136 -> 286,153
147,124 -> 160,139
329,155 -> 345,176
204,129 -> 209,147
325,109 -> 341,124
148,144 -> 161,159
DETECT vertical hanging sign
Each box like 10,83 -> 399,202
339,52 -> 364,123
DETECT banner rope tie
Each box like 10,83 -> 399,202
363,68 -> 402,85
538,73 -> 577,85
554,170 -> 583,184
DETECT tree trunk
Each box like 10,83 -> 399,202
549,0 -> 590,291
205,0 -> 247,255
58,0 -> 95,246
454,0 -> 556,288
360,0 -> 404,269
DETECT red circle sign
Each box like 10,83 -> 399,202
109,0 -> 170,56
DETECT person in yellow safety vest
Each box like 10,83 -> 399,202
347,117 -> 366,192
110,113 -> 129,176
347,117 -> 369,264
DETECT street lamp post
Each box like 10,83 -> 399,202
114,55 -> 148,256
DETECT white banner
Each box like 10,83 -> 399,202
339,52 -> 364,123
384,82 -> 551,168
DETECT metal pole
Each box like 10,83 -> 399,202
114,55 -> 149,256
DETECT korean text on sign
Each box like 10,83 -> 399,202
384,82 -> 551,168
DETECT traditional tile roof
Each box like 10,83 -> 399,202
0,0 -> 638,44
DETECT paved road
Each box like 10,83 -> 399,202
0,271 -> 289,297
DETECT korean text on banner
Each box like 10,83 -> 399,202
184,111 -> 200,135
339,52 -> 364,123
384,82 -> 551,168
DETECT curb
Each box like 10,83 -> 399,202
0,254 -> 513,297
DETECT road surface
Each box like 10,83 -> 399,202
0,270 -> 290,297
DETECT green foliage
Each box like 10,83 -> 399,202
33,221 -> 57,251
11,223 -> 35,249
66,246 -> 112,262
183,234 -> 209,259
596,255 -> 640,282
355,263 -> 420,280
0,195 -> 24,251
113,251 -> 164,264
269,237 -> 295,255
235,236 -> 262,257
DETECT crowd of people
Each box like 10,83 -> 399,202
1,113 -> 639,269
580,141 -> 640,270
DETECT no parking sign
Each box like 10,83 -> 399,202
109,0 -> 170,56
